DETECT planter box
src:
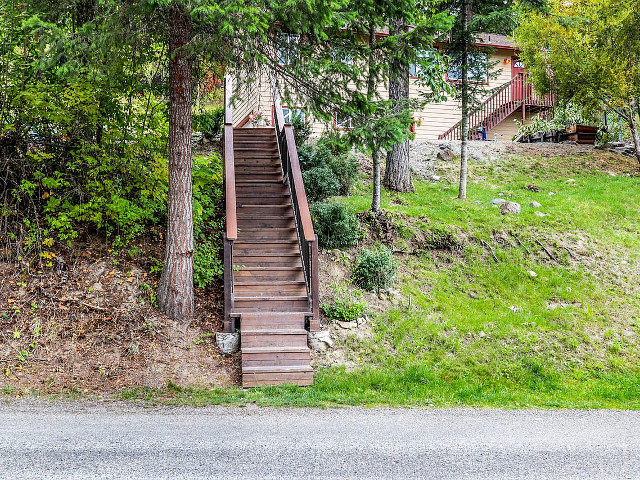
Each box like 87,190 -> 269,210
566,124 -> 597,145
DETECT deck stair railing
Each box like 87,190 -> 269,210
270,77 -> 320,331
223,75 -> 237,332
438,73 -> 556,141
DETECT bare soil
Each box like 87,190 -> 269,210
0,236 -> 239,395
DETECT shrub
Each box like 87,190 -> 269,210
192,154 -> 224,288
352,245 -> 396,292
302,166 -> 341,202
193,107 -> 224,139
321,284 -> 367,322
310,202 -> 360,249
328,154 -> 359,195
291,110 -> 312,147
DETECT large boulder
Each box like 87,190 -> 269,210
500,201 -> 521,215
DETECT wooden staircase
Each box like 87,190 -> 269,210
222,77 -> 319,388
439,73 -> 556,140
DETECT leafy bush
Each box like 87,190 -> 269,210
291,110 -> 312,147
192,154 -> 224,288
303,166 -> 341,202
193,107 -> 224,139
423,227 -> 462,251
298,142 -> 359,199
321,284 -> 367,322
310,202 -> 360,249
328,154 -> 359,195
352,245 -> 396,292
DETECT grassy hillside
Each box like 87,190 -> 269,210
123,146 -> 640,408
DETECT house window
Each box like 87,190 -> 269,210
276,34 -> 300,66
332,46 -> 353,65
335,112 -> 354,130
282,107 -> 306,124
409,50 -> 437,78
447,52 -> 488,82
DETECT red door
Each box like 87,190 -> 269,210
511,56 -> 530,101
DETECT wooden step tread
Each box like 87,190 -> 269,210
242,328 -> 307,334
235,240 -> 297,244
235,252 -> 300,257
242,365 -> 313,373
235,266 -> 303,271
242,346 -> 309,353
235,296 -> 308,301
235,280 -> 305,286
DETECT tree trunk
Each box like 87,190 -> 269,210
372,148 -> 381,213
458,0 -> 471,201
158,5 -> 194,323
384,18 -> 413,193
630,100 -> 640,167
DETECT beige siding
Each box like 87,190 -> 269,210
232,48 -> 527,140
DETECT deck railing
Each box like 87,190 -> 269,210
439,73 -> 556,141
271,77 -> 320,330
223,75 -> 237,332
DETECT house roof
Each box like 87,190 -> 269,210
476,33 -> 517,50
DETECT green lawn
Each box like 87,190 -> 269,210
112,152 -> 640,408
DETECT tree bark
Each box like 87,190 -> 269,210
372,148 -> 381,213
458,0 -> 472,201
630,100 -> 640,167
384,18 -> 413,193
158,4 -> 194,323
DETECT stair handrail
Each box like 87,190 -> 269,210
270,77 -> 320,330
439,74 -> 524,140
223,74 -> 237,332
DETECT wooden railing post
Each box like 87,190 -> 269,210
309,237 -> 320,331
223,75 -> 237,332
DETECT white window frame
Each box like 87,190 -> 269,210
277,33 -> 300,66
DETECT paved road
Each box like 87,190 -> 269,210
0,401 -> 639,479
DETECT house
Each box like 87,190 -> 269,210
230,33 -> 555,141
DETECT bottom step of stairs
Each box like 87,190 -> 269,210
240,312 -> 313,387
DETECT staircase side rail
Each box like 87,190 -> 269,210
223,75 -> 237,332
271,78 -> 319,329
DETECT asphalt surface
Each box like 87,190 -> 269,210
0,401 -> 639,479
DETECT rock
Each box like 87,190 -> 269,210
356,317 -> 367,326
474,200 -> 482,204
530,201 -> 542,208
528,270 -> 538,278
509,305 -> 522,313
478,331 -> 486,338
436,145 -> 455,162
566,178 -> 576,184
430,175 -> 441,181
215,332 -> 240,354
548,191 -> 555,196
498,192 -> 505,197
500,201 -> 521,215
534,211 -> 547,217
337,321 -> 355,330
308,331 -> 333,351
491,198 -> 506,205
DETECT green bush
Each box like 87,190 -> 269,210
303,166 -> 341,202
193,107 -> 224,139
192,154 -> 224,288
352,245 -> 396,292
291,110 -> 312,147
310,202 -> 360,249
321,284 -> 367,322
328,154 -> 359,196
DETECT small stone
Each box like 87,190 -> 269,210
338,321 -> 355,330
308,331 -> 333,351
475,200 -> 482,204
509,305 -> 522,313
566,178 -> 576,183
215,332 -> 240,354
548,191 -> 555,196
478,331 -> 486,338
356,317 -> 367,326
491,198 -> 506,205
500,201 -> 521,215
534,211 -> 547,217
528,270 -> 538,278
530,201 -> 542,208
431,175 -> 441,181
498,192 -> 505,197
436,145 -> 455,162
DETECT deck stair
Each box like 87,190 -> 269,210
222,76 -> 319,387
439,73 -> 556,140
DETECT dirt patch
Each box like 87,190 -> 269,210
0,236 -> 238,395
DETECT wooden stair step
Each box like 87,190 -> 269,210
242,370 -> 313,387
240,313 -> 307,329
241,329 -> 308,348
234,270 -> 305,282
235,284 -> 307,296
242,365 -> 313,373
234,246 -> 299,255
